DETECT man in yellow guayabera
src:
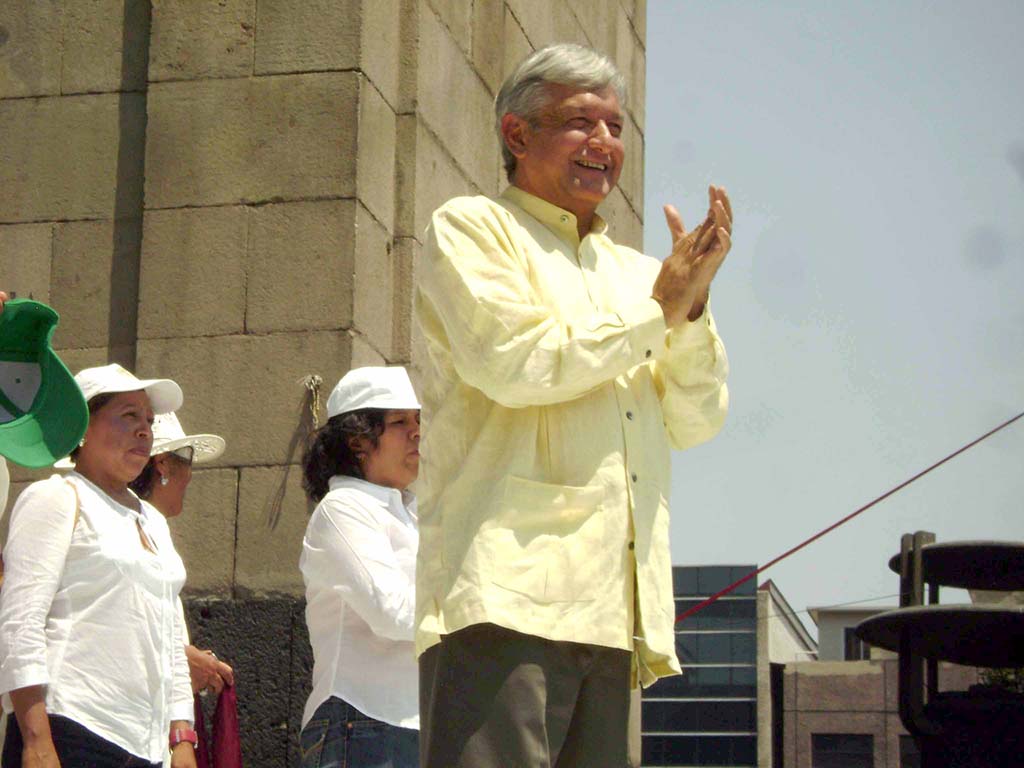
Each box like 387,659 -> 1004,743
414,42 -> 733,768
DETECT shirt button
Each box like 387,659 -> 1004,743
645,349 -> 652,359
631,472 -> 638,482
560,215 -> 568,223
628,541 -> 635,550
626,411 -> 634,420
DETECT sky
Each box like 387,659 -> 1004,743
643,0 -> 1024,635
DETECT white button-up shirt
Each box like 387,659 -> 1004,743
300,475 -> 419,729
0,473 -> 193,763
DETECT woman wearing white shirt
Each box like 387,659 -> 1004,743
299,367 -> 421,768
0,364 -> 197,768
128,411 -> 235,699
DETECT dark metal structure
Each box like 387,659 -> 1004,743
856,532 -> 1024,768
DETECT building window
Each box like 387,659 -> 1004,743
642,699 -> 757,733
844,627 -> 870,660
899,735 -> 921,768
643,735 -> 756,767
812,734 -> 873,768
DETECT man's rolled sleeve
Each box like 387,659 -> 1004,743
656,306 -> 730,450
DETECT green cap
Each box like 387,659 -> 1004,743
0,299 -> 88,468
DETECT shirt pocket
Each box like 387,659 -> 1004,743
484,476 -> 606,604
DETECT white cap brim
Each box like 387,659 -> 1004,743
112,377 -> 183,415
152,433 -> 226,463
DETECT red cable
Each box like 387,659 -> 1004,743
676,410 -> 1024,623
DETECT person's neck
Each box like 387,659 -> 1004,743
75,463 -> 135,507
510,181 -> 595,239
146,487 -> 179,518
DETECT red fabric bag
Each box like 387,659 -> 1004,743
193,685 -> 243,768
193,694 -> 211,768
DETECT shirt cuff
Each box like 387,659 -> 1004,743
169,700 -> 195,724
0,663 -> 50,695
619,297 -> 669,363
667,303 -> 716,351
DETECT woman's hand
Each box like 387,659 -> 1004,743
186,645 -> 234,695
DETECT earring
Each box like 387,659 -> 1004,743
78,437 -> 86,448
160,475 -> 169,487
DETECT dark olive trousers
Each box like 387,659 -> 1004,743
419,623 -> 632,768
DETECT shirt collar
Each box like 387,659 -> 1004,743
328,474 -> 417,523
69,470 -> 151,521
499,186 -> 608,247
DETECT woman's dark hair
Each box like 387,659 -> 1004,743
68,392 -> 118,462
129,452 -> 190,499
129,457 -> 158,499
301,408 -> 387,503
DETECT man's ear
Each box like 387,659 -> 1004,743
500,113 -> 530,159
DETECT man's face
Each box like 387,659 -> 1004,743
510,84 -> 625,221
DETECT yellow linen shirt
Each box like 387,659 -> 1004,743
414,186 -> 729,686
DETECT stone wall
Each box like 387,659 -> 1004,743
1,1 -> 647,764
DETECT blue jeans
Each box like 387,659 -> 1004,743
2,713 -> 161,767
300,697 -> 419,768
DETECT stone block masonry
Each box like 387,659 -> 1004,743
1,1 -> 647,763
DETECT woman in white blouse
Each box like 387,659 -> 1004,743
128,411 -> 235,699
0,364 -> 197,768
299,367 -> 421,768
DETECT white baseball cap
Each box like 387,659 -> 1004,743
326,366 -> 421,419
74,364 -> 183,415
151,411 -> 225,463
54,365 -> 185,469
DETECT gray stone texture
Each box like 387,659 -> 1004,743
0,2 -> 647,763
135,331 -> 352,468
148,0 -> 255,82
246,200 -> 356,334
166,468 -> 239,595
50,217 -> 142,358
353,203 -> 397,360
145,73 -> 358,209
0,92 -> 145,223
355,76 -> 398,230
235,464 -> 312,596
62,0 -> 151,94
395,115 -> 480,240
0,1 -> 63,98
138,206 -> 249,339
183,597 -> 311,767
417,4 -> 496,192
0,223 -> 53,303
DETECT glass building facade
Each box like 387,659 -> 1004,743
642,565 -> 759,767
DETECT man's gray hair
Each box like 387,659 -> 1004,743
495,43 -> 627,181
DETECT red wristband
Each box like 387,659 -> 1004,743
169,728 -> 198,750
